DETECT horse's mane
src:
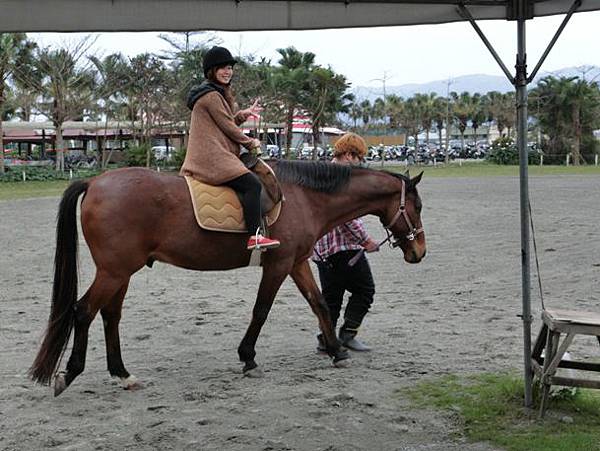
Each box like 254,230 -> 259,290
273,160 -> 352,193
273,160 -> 410,193
381,169 -> 411,186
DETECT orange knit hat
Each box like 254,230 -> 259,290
333,133 -> 368,159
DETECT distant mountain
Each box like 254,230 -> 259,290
352,65 -> 600,101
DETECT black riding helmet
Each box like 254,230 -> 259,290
203,46 -> 237,77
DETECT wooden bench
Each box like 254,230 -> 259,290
531,308 -> 600,418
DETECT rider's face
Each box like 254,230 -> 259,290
215,65 -> 233,85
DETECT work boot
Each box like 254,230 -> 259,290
339,329 -> 371,352
247,234 -> 280,250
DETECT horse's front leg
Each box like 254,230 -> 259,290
237,264 -> 290,377
290,260 -> 350,367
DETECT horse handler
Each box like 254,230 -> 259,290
312,133 -> 380,352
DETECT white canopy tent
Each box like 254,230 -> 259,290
2,0 -> 599,407
0,0 -> 598,31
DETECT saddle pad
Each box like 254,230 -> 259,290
184,176 -> 282,233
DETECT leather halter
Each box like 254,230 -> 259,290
347,178 -> 424,268
384,179 -> 424,244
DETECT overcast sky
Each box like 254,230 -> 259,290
30,10 -> 600,88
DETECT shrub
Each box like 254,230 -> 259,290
0,166 -> 100,182
169,147 -> 187,170
124,145 -> 155,167
486,136 -> 540,165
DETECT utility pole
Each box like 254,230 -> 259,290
371,71 -> 392,166
444,78 -> 455,164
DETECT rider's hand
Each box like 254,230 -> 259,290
239,99 -> 262,120
251,138 -> 261,149
363,238 -> 379,253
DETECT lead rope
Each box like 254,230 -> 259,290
528,200 -> 545,311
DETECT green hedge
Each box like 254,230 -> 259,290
486,136 -> 541,165
0,166 -> 101,182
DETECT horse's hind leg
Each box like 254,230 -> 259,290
100,280 -> 138,390
290,260 -> 349,366
54,271 -> 127,397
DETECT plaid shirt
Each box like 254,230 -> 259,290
312,218 -> 369,261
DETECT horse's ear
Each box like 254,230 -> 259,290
411,171 -> 423,187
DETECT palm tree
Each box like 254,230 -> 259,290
304,66 -> 351,159
470,93 -> 486,146
274,47 -> 315,157
450,91 -> 472,151
385,94 -> 404,131
402,96 -> 425,152
348,100 -> 362,130
483,91 -> 516,140
34,40 -> 96,171
89,53 -> 130,167
121,54 -> 170,166
532,76 -> 600,165
0,33 -> 36,173
359,99 -> 372,131
431,96 -> 447,154
371,97 -> 386,132
418,93 -> 437,146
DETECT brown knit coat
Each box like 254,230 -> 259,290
180,91 -> 255,185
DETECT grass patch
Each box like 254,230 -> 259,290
0,180 -> 70,201
401,373 -> 600,451
384,162 -> 600,178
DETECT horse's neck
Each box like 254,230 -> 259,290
313,170 -> 397,236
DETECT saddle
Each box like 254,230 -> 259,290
184,158 -> 283,233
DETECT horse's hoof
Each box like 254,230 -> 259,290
122,375 -> 141,391
333,348 -> 351,368
333,358 -> 351,368
113,375 -> 141,391
54,372 -> 67,397
243,367 -> 264,378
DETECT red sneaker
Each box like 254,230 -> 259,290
247,234 -> 281,250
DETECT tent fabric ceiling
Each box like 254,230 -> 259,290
0,0 -> 598,32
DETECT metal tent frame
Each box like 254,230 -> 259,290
2,0 -> 599,408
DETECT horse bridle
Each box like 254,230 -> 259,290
348,178 -> 424,267
383,179 -> 424,247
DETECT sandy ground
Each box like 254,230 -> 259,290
1,174 -> 599,451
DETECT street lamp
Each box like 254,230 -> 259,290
445,78 -> 455,164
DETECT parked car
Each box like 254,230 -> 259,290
300,144 -> 324,160
152,146 -> 175,161
265,144 -> 281,158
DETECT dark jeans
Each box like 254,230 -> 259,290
315,250 -> 375,332
224,172 -> 262,234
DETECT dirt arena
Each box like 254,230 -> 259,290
1,174 -> 599,451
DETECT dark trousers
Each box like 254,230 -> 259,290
316,250 -> 375,333
224,172 -> 262,234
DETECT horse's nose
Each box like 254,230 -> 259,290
405,247 -> 426,263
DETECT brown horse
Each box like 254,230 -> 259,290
29,160 -> 426,396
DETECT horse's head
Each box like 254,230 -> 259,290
381,171 -> 426,263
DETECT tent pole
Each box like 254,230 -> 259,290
516,11 -> 533,408
461,2 -> 533,406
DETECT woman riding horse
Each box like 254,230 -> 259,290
181,45 -> 280,250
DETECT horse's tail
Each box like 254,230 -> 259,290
29,179 -> 88,385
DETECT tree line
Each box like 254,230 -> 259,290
1,32 -> 599,173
